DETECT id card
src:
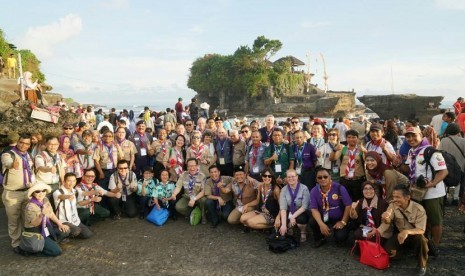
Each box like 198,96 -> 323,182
332,165 -> 339,174
296,165 -> 302,175
140,148 -> 147,156
51,175 -> 59,184
44,227 -> 50,237
275,164 -> 282,173
238,206 -> 244,213
219,158 -> 225,165
323,212 -> 329,223
252,166 -> 259,173
71,214 -> 79,224
106,162 -> 113,169
288,213 -> 293,219
122,194 -> 127,202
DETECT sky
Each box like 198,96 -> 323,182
1,0 -> 464,109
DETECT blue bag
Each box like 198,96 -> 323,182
146,207 -> 169,226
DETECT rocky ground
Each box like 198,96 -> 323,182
0,205 -> 464,276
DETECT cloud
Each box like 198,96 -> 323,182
436,0 -> 465,10
15,14 -> 82,59
301,21 -> 330,29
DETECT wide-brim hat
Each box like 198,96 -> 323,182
200,102 -> 210,109
27,182 -> 52,198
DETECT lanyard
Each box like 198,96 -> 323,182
288,183 -> 301,214
295,142 -> 306,165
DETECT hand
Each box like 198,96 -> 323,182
161,197 -> 167,204
289,217 -> 297,227
366,230 -> 377,239
336,144 -> 344,151
59,224 -> 70,232
315,150 -> 321,157
359,144 -> 367,153
351,201 -> 359,210
42,205 -> 53,216
50,166 -> 57,174
188,199 -> 195,207
242,204 -> 249,214
218,198 -> 225,206
382,208 -> 393,223
93,196 -> 102,203
13,159 -> 20,170
87,149 -> 92,155
397,230 -> 408,244
97,190 -> 105,196
274,218 -> 281,229
156,205 -> 161,210
68,194 -> 75,201
98,172 -> 104,179
279,224 -> 287,236
115,192 -> 122,199
276,177 -> 283,185
424,179 -> 435,188
333,221 -> 345,230
320,223 -> 331,237
272,153 -> 279,161
216,181 -> 223,189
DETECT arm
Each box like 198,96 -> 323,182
426,169 -> 448,188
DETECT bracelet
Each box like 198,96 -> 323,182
340,220 -> 347,226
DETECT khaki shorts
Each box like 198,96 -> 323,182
422,197 -> 444,226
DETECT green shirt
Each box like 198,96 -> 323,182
263,143 -> 294,178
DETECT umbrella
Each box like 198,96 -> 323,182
273,55 -> 305,66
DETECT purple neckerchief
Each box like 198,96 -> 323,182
118,173 -> 128,195
103,143 -> 114,166
30,198 -> 55,239
211,177 -> 222,209
188,172 -> 199,196
288,182 -> 301,215
11,147 -> 32,187
408,140 -> 430,182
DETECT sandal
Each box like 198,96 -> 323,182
300,232 -> 307,243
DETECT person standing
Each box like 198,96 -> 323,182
454,97 -> 464,116
189,98 -> 199,126
293,130 -> 317,191
7,53 -> 17,79
215,128 -> 234,176
129,121 -> 154,179
1,134 -> 35,254
259,115 -> 275,146
245,131 -> 266,181
35,136 -> 66,193
175,97 -> 184,124
264,128 -> 295,183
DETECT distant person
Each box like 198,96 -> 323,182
438,111 -> 455,137
97,114 -> 114,133
95,109 -> 104,127
20,71 -> 42,105
334,117 -> 349,143
189,98 -> 199,125
175,97 -> 183,123
7,53 -> 17,79
453,97 -> 464,116
0,56 -> 4,78
199,102 -> 210,119
430,109 -> 446,135
456,108 -> 465,134
109,108 -> 118,128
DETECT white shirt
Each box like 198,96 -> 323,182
34,151 -> 64,185
366,139 -> 396,166
108,172 -> 138,196
53,188 -> 82,226
430,114 -> 444,134
97,121 -> 114,132
334,122 -> 348,142
406,147 -> 447,200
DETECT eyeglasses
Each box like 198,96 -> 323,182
317,175 -> 329,180
241,130 -> 249,133
63,127 -> 73,130
118,167 -> 128,170
291,121 -> 299,124
262,174 -> 272,178
84,175 -> 96,178
34,190 -> 47,194
328,133 -> 337,136
363,187 -> 374,191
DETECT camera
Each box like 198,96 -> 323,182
416,175 -> 427,188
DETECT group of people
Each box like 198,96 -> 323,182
2,105 -> 465,276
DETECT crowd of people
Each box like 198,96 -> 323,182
2,99 -> 465,276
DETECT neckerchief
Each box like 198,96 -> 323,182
288,183 -> 301,214
261,182 -> 272,211
212,177 -> 222,209
408,145 -> 429,182
11,147 -> 32,187
174,148 -> 183,175
319,182 -> 332,212
274,143 -> 284,157
191,143 -> 205,160
30,198 -> 55,239
188,172 -> 199,196
80,181 -> 96,214
310,137 -> 324,149
136,131 -> 147,148
103,143 -> 114,168
251,143 -> 261,166
118,173 -> 128,195
345,147 -> 358,176
266,128 -> 273,144
218,139 -> 226,156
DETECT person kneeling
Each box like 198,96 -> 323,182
53,173 -> 93,239
151,169 -> 177,220
108,160 -> 138,219
205,165 -> 235,228
378,184 -> 429,276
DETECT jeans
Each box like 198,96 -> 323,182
205,198 -> 234,225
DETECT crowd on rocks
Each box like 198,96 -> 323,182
2,97 -> 465,276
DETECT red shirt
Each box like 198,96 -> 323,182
175,102 -> 183,113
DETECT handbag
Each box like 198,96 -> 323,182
19,232 -> 45,253
190,206 -> 201,226
146,207 -> 169,226
351,231 -> 389,270
409,184 -> 427,202
266,228 -> 298,253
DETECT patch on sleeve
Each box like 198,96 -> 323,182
438,161 -> 446,166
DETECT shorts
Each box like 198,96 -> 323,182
422,197 -> 444,226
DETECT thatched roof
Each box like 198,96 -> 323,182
274,55 -> 305,66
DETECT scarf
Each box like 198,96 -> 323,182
288,183 -> 301,214
366,151 -> 390,179
11,147 -> 33,187
174,148 -> 184,175
191,143 -> 205,160
408,140 -> 430,182
30,197 -> 55,238
320,182 -> 332,212
344,147 -> 358,176
80,181 -> 96,214
362,196 -> 378,228
261,182 -> 272,211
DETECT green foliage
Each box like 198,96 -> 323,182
275,73 -> 305,97
0,28 -> 45,81
188,35 -> 299,99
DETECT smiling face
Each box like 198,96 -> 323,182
405,133 -> 422,148
209,167 -> 220,181
46,137 -> 59,154
362,184 -> 375,199
369,129 -> 383,142
187,160 -> 198,175
32,189 -> 47,201
175,136 -> 185,147
160,170 -> 169,183
316,169 -> 332,189
365,156 -> 378,170
17,138 -> 31,153
61,136 -> 71,150
286,170 -> 298,185
64,175 -> 77,190
311,125 -> 323,138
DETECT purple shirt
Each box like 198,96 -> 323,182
294,142 -> 317,170
310,182 -> 352,220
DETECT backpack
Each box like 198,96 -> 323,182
266,230 -> 298,253
422,146 -> 464,187
0,150 -> 15,185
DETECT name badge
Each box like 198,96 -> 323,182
219,158 -> 225,165
288,212 -> 293,219
252,166 -> 259,173
106,162 -> 113,170
122,194 -> 127,202
296,165 -> 302,175
140,148 -> 147,156
332,164 -> 339,174
44,226 -> 50,237
52,175 -> 59,184
71,214 -> 79,224
275,164 -> 282,173
323,211 -> 329,223
238,206 -> 244,213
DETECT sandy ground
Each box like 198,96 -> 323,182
0,205 -> 464,276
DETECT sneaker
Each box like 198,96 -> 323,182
113,214 -> 121,220
13,246 -> 29,257
201,217 -> 207,225
417,266 -> 427,276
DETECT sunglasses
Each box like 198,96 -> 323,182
241,130 -> 249,133
63,127 -> 73,130
262,174 -> 272,178
84,175 -> 96,178
317,175 -> 329,180
34,190 -> 47,194
291,121 -> 299,124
